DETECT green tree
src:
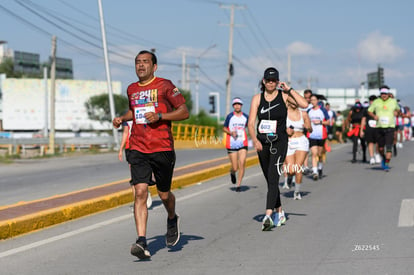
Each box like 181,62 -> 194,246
85,93 -> 129,122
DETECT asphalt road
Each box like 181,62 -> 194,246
1,142 -> 414,274
0,148 -> 228,206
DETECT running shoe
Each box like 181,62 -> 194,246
370,158 -> 376,165
131,241 -> 151,260
375,154 -> 381,164
282,183 -> 290,189
303,167 -> 311,175
312,173 -> 318,181
235,186 -> 241,192
318,169 -> 323,178
261,215 -> 274,231
276,211 -> 286,227
166,214 -> 180,247
230,171 -> 236,184
146,192 -> 152,209
293,192 -> 302,200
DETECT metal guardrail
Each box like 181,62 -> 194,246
172,123 -> 216,141
0,137 -> 115,155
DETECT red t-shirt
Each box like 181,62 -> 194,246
127,77 -> 186,153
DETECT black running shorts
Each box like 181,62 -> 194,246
376,128 -> 395,148
127,150 -> 176,192
364,127 -> 377,143
309,138 -> 325,147
227,146 -> 248,154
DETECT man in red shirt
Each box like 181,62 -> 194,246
113,50 -> 189,260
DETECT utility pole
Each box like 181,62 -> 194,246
220,4 -> 245,115
186,63 -> 190,91
98,0 -> 119,148
43,66 -> 48,138
181,52 -> 186,90
48,35 -> 56,155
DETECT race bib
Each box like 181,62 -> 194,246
258,120 -> 277,134
368,120 -> 377,128
379,116 -> 389,125
236,129 -> 246,141
311,119 -> 321,125
134,106 -> 155,124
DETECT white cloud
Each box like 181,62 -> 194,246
286,41 -> 320,56
357,31 -> 404,63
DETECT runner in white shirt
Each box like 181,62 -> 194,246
307,94 -> 330,180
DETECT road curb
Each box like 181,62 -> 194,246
0,155 -> 259,240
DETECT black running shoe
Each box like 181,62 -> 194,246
318,169 -> 323,178
235,186 -> 241,192
131,241 -> 151,259
166,214 -> 180,247
230,171 -> 236,184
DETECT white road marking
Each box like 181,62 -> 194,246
408,163 -> 414,172
398,199 -> 414,227
0,172 -> 263,259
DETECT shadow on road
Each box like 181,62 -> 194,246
137,233 -> 204,259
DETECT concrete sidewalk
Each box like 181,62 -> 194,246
0,151 -> 259,240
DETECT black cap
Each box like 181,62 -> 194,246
354,102 -> 363,109
263,67 -> 279,81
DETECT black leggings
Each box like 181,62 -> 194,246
351,135 -> 366,161
257,140 -> 287,210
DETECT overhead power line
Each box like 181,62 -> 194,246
245,8 -> 283,64
57,0 -> 176,52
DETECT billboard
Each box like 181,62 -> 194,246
2,78 -> 122,131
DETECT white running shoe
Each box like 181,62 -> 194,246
282,183 -> 290,189
293,192 -> 302,200
369,158 -> 376,165
276,211 -> 286,227
375,154 -> 381,164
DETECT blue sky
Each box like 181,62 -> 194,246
1,0 -> 413,115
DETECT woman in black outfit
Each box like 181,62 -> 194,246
248,67 -> 308,231
346,102 -> 367,163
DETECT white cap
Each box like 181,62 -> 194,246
232,98 -> 243,105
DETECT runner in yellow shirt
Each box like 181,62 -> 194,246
367,85 -> 400,172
